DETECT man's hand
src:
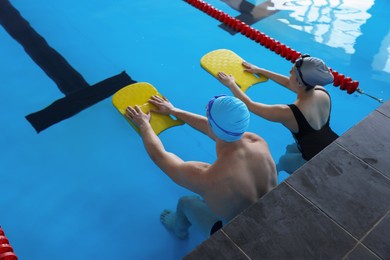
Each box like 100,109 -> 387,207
125,105 -> 151,128
148,95 -> 175,115
217,72 -> 237,88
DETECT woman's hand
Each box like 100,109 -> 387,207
217,72 -> 237,89
242,61 -> 260,74
148,95 -> 175,115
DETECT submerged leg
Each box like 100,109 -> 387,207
277,143 -> 307,174
277,151 -> 306,174
160,195 -> 219,239
160,209 -> 189,239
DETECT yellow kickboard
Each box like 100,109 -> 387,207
201,49 -> 268,92
112,82 -> 184,135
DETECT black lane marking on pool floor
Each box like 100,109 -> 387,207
0,0 -> 135,133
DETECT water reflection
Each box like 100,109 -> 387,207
219,0 -> 390,80
220,0 -> 374,54
376,31 -> 390,74
273,0 -> 374,54
219,0 -> 279,33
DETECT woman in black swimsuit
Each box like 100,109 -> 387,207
217,55 -> 338,174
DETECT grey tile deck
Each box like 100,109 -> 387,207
222,183 -> 357,259
377,100 -> 390,118
185,100 -> 390,259
362,212 -> 390,259
336,111 -> 390,178
286,143 -> 390,239
183,231 -> 250,260
344,244 -> 381,260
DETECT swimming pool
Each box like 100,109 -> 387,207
1,0 -> 389,259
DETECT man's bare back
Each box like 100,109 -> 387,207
200,132 -> 277,222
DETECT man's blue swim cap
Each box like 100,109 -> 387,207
206,95 -> 250,142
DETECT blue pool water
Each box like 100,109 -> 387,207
1,0 -> 389,259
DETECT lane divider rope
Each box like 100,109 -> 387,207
184,0 -> 383,102
0,226 -> 18,260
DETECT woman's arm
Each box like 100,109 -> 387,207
242,61 -> 297,93
217,72 -> 293,124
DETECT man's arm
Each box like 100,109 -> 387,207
170,108 -> 210,136
148,95 -> 214,140
125,106 -> 211,195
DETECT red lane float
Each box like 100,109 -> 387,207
184,0 -> 359,94
0,227 -> 17,260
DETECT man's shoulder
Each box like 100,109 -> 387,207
242,132 -> 268,146
243,132 -> 263,140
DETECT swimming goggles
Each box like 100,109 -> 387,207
295,54 -> 314,89
206,95 -> 243,137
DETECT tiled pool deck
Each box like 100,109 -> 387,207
185,100 -> 390,259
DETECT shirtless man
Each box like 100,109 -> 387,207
125,95 -> 277,238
